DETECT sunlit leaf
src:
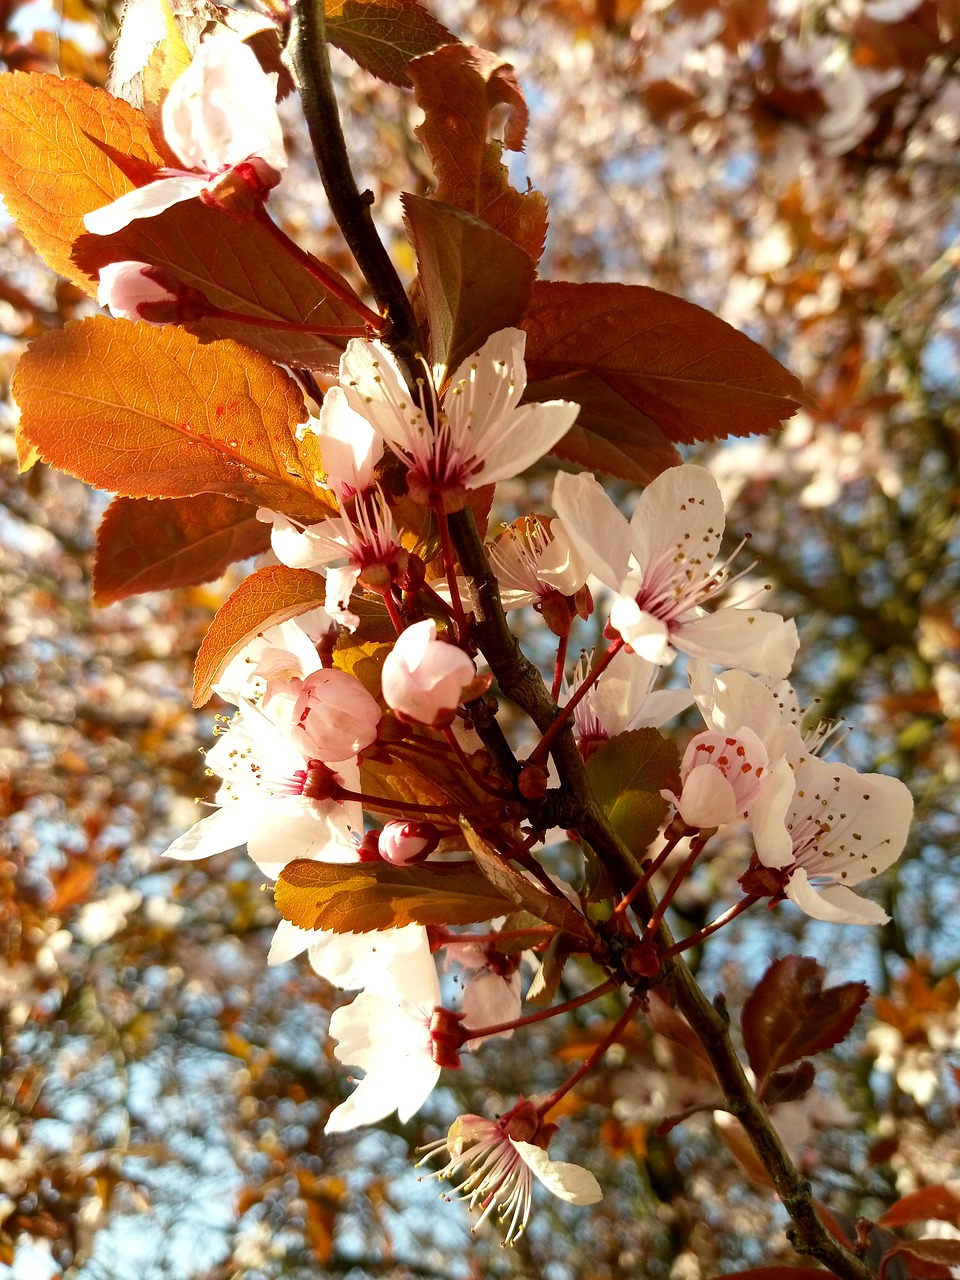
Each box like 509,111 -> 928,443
14,318 -> 335,522
325,0 -> 457,87
275,858 -> 512,932
0,72 -> 162,294
193,565 -> 327,706
878,1186 -> 960,1230
409,44 -> 548,263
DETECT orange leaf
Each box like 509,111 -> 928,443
880,1239 -> 960,1280
93,494 -> 272,605
0,72 -> 161,294
523,281 -> 809,456
275,857 -> 513,933
409,44 -> 548,263
192,565 -> 328,706
14,317 -> 336,521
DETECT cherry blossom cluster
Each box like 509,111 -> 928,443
78,27 -> 914,1247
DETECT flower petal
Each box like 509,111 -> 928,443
512,1141 -> 603,1204
84,173 -> 207,235
785,869 -> 889,925
552,471 -> 632,590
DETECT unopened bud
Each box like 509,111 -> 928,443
378,820 -> 440,865
429,1006 -> 466,1069
517,762 -> 550,800
625,940 -> 661,980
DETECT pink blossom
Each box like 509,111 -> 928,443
378,821 -> 439,865
96,261 -> 177,321
381,619 -> 476,727
291,668 -> 381,763
85,31 -> 285,236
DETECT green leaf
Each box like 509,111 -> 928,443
275,857 -> 512,933
403,193 -> 535,375
585,728 -> 680,857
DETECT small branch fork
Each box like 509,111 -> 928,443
282,14 -> 873,1278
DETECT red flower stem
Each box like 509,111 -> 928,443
254,206 -> 386,331
464,978 -> 618,1041
527,638 -> 624,766
382,590 -> 405,635
335,787 -> 495,819
434,507 -> 467,637
643,833 -> 710,940
611,823 -> 691,917
538,996 -> 641,1118
551,631 -> 569,703
663,895 -> 761,956
418,581 -> 457,624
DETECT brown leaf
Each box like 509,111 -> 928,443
409,44 -> 548,263
325,0 -> 457,88
193,565 -> 328,706
0,72 -> 162,294
275,857 -> 513,933
522,281 -> 809,452
880,1239 -> 960,1280
462,819 -> 592,942
878,1186 -> 960,1230
14,317 -> 336,521
740,955 -> 868,1090
402,193 -> 534,375
93,494 -> 271,604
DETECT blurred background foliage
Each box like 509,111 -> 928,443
0,0 -> 958,1276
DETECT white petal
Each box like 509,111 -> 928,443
512,1142 -> 603,1204
552,471 -> 632,590
84,174 -> 207,235
163,802 -> 253,859
676,767 -> 739,828
162,33 -> 285,172
268,918 -> 317,965
246,799 -> 359,880
324,1055 -> 440,1132
316,387 -> 383,494
339,338 -> 426,454
474,399 -> 580,487
610,599 -> 674,664
750,754 -> 798,868
785,869 -> 889,925
630,464 -> 725,583
678,611 -> 799,680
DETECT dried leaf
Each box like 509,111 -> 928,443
402,193 -> 534,376
275,857 -> 512,933
522,281 -> 809,456
585,729 -> 679,857
325,0 -> 457,88
15,318 -> 335,522
740,955 -> 868,1088
193,565 -> 327,706
409,44 -> 548,263
0,72 -> 162,294
93,494 -> 271,604
462,819 -> 591,941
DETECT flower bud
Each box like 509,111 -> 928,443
378,820 -> 440,865
292,668 -> 381,762
381,619 -> 476,727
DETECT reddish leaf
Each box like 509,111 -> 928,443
878,1187 -> 960,1230
0,72 -> 162,294
880,1239 -> 960,1280
741,956 -> 868,1089
403,193 -> 534,375
522,281 -> 809,457
73,203 -> 364,373
275,857 -> 512,933
14,317 -> 335,521
762,1059 -> 817,1105
325,0 -> 457,88
93,494 -> 271,604
533,373 -> 682,485
193,565 -> 327,706
409,44 -> 548,263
